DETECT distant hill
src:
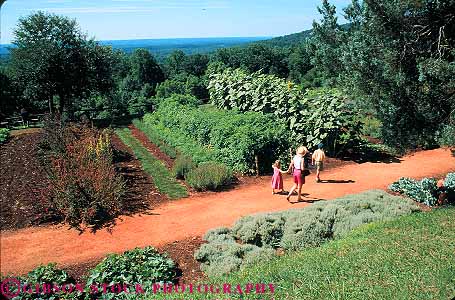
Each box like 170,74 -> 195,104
100,36 -> 271,58
256,28 -> 313,47
0,36 -> 270,59
255,23 -> 350,48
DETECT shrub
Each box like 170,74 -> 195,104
0,128 -> 10,143
186,162 -> 233,191
40,121 -> 125,228
10,263 -> 76,300
231,213 -> 286,248
203,227 -> 235,243
196,190 -> 420,277
208,69 -> 362,152
389,177 -> 439,206
172,155 -> 196,179
436,124 -> 455,147
86,247 -> 176,298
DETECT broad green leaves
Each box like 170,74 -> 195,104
208,68 -> 361,154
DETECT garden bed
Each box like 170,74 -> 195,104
0,132 -> 55,230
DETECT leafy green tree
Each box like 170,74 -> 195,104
129,48 -> 164,89
9,12 -> 113,114
164,50 -> 186,78
183,53 -> 209,77
340,0 -> 455,148
309,0 -> 346,85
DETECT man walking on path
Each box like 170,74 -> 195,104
312,143 -> 326,183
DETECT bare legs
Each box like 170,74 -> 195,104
286,183 -> 303,202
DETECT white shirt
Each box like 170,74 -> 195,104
293,155 -> 303,170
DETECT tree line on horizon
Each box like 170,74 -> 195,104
0,0 -> 454,149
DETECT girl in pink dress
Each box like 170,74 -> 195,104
272,160 -> 287,194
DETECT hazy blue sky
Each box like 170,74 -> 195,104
1,0 -> 352,44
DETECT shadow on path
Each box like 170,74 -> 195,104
319,179 -> 355,184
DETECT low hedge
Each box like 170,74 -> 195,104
186,161 -> 233,191
195,190 -> 420,277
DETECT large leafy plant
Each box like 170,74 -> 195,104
209,68 -> 361,153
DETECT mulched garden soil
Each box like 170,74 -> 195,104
0,132 -> 55,231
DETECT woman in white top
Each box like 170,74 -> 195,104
286,146 -> 308,202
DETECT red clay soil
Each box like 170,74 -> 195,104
1,148 -> 454,278
128,124 -> 174,169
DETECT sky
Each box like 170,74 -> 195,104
0,0 -> 352,44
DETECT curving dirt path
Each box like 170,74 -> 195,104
1,148 -> 454,276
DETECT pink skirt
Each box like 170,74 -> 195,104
271,173 -> 283,189
293,169 -> 304,185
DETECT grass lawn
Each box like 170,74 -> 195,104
151,207 -> 455,300
115,128 -> 188,199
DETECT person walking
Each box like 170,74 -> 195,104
286,146 -> 307,202
312,143 -> 326,183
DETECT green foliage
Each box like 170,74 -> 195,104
0,128 -> 10,143
172,155 -> 196,179
11,263 -> 75,300
9,12 -> 117,114
195,190 -> 419,276
360,114 -> 382,138
308,0 -> 345,85
209,69 -> 361,152
231,213 -> 286,248
337,0 -> 455,148
444,173 -> 455,192
132,119 -> 177,159
142,100 -> 289,174
155,74 -> 208,100
212,44 -> 289,78
389,177 -> 439,206
86,247 -> 176,299
186,162 -> 233,191
182,208 -> 455,300
436,124 -> 455,147
115,128 -> 188,199
301,88 -> 362,154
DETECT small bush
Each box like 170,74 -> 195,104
203,227 -> 235,243
40,121 -> 125,228
436,124 -> 455,147
389,177 -> 439,206
172,155 -> 196,179
0,128 -> 10,143
87,246 -> 176,298
232,213 -> 286,248
186,162 -> 233,191
11,263 -> 76,299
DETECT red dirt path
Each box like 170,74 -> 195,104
1,148 -> 454,276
